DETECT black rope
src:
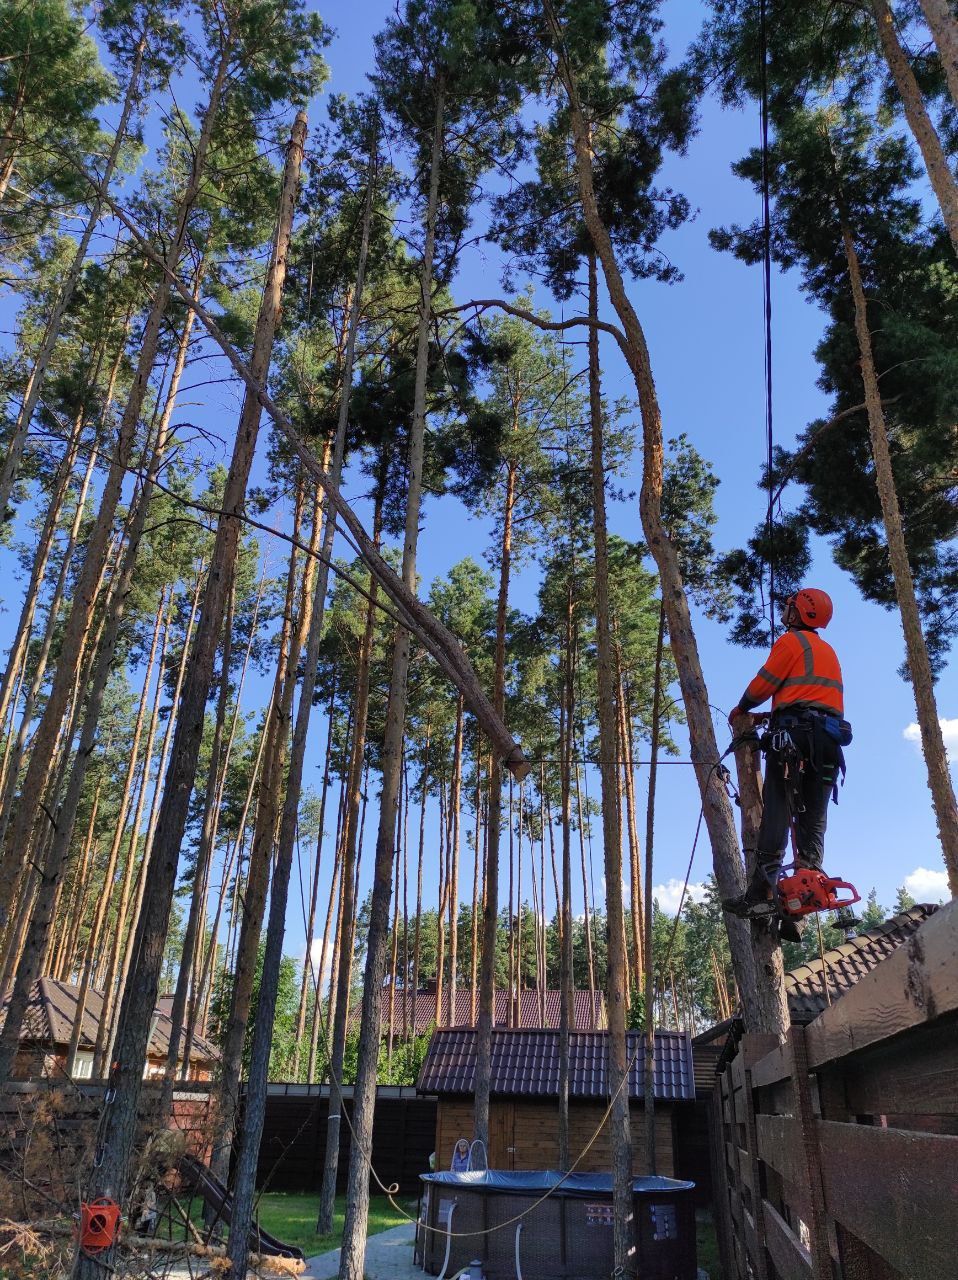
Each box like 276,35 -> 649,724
759,0 -> 776,641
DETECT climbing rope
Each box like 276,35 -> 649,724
759,0 -> 777,641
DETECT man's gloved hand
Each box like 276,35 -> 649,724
728,705 -> 744,725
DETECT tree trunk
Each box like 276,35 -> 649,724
476,440 -> 519,1139
447,694 -> 464,1025
643,603 -> 665,1174
228,460 -> 340,1274
0,32 -> 147,521
97,559 -> 205,1075
918,0 -> 958,114
212,478 -> 310,1185
543,4 -> 781,1037
160,576 -> 235,1112
558,586 -> 574,1169
338,86 -> 445,1280
63,591 -> 168,1077
619,668 -> 644,992
469,740 -> 483,1025
293,680 -> 337,1079
587,248 -> 633,1269
871,0 -> 958,255
840,217 -> 958,891
71,114 -> 306,1276
412,727 -> 429,1030
0,381 -> 183,1082
317,519 -> 381,1234
0,434 -> 99,851
0,412 -> 85,748
0,43 -> 233,941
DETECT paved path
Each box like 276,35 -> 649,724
304,1221 -> 418,1280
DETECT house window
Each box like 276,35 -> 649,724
73,1050 -> 94,1080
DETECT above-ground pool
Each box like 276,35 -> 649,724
418,1170 -> 697,1280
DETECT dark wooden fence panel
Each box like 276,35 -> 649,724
714,900 -> 958,1280
252,1086 -> 436,1195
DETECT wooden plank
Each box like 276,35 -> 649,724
741,1033 -> 782,1069
755,1114 -> 807,1189
806,901 -> 958,1069
763,1202 -> 813,1280
817,1118 -> 958,1276
751,1040 -> 794,1089
825,1016 -> 958,1118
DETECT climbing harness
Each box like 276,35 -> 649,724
722,713 -> 860,933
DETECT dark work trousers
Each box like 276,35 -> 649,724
756,722 -> 836,884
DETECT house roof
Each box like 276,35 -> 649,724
7,977 -> 219,1064
416,1027 -> 695,1102
368,988 -> 605,1036
784,904 -> 939,1023
692,904 -> 942,1073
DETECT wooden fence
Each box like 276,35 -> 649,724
253,1084 -> 436,1194
712,899 -> 958,1280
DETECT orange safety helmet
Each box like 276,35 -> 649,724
786,587 -> 833,629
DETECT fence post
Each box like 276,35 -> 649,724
788,1025 -> 832,1279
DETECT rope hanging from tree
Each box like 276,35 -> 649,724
759,0 -> 777,641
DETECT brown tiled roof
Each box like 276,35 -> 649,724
416,1027 -> 695,1102
5,977 -> 218,1064
370,988 -> 605,1036
784,904 -> 939,1024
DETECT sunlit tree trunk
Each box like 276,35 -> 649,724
71,116 -> 305,1260
0,46 -> 234,947
0,32 -> 147,521
544,4 -> 781,1042
317,508 -> 382,1232
339,86 -> 445,1280
871,0 -> 958,254
293,681 -> 337,1079
840,215 -> 958,890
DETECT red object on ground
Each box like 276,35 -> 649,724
79,1199 -> 121,1252
778,869 -> 861,918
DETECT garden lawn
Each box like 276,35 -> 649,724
254,1193 -> 414,1257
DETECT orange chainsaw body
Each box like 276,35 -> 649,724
778,869 -> 860,919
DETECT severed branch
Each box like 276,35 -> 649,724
75,164 -> 529,778
439,295 -> 629,352
771,396 -> 899,503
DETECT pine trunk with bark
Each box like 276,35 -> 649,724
338,86 -> 445,1280
0,32 -> 147,521
871,0 -> 958,255
70,114 -> 306,1278
919,0 -> 958,114
543,3 -> 784,1039
840,217 -> 958,891
586,250 -> 633,1268
0,44 -> 233,939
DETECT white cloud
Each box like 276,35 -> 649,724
653,878 -> 708,915
902,866 -> 949,903
303,938 -> 334,993
903,717 -> 958,760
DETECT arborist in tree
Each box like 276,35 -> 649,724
723,588 -> 853,941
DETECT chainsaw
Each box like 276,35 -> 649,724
776,868 -> 861,919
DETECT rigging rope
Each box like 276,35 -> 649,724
759,0 -> 776,641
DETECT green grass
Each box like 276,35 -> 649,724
165,1191 -> 413,1259
695,1208 -> 722,1279
252,1192 -> 414,1258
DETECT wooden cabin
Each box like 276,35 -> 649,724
417,1026 -> 696,1178
6,976 -> 219,1081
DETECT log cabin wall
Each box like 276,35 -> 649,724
435,1097 -> 679,1176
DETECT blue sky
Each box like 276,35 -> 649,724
1,0 -> 953,987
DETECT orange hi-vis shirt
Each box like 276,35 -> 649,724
738,628 -> 844,716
